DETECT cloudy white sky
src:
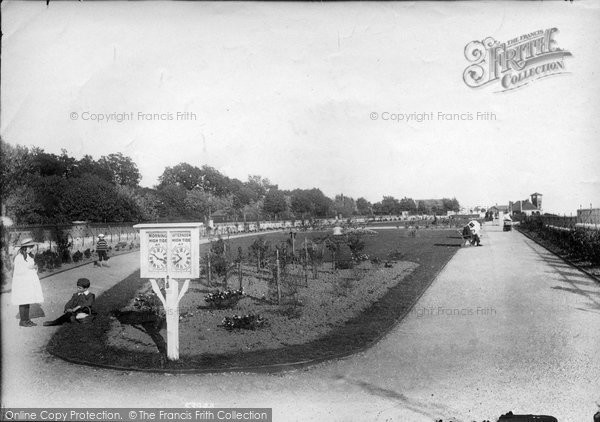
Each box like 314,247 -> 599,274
2,1 -> 599,214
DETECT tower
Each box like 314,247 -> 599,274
530,192 -> 543,211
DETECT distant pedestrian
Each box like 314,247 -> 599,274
96,234 -> 109,267
11,238 -> 44,327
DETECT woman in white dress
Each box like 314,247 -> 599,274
11,238 -> 44,327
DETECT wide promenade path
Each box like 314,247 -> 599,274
2,225 -> 599,421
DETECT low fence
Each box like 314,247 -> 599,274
6,223 -> 140,254
4,214 -> 476,252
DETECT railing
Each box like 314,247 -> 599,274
4,213 -> 479,253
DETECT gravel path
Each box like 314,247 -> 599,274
2,224 -> 599,421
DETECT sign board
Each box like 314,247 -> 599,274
133,222 -> 203,361
134,223 -> 202,279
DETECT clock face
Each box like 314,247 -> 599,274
148,244 -> 167,270
171,245 -> 192,271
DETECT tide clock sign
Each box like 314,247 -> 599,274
133,222 -> 202,361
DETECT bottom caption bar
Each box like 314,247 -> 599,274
1,409 -> 273,422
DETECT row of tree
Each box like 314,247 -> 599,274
0,140 -> 460,225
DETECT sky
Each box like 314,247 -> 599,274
1,1 -> 599,215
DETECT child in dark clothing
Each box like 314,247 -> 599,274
43,278 -> 95,326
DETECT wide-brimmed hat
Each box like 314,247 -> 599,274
16,238 -> 36,248
98,233 -> 105,238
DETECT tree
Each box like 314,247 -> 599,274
74,154 -> 115,184
117,186 -> 160,221
3,184 -> 46,224
0,139 -> 35,197
263,189 -> 288,219
380,196 -> 401,215
246,175 -> 272,199
290,189 -> 314,218
158,163 -> 204,190
198,165 -> 233,197
184,189 -> 210,219
230,179 -> 257,216
333,194 -> 356,218
356,197 -> 372,216
98,153 -> 141,187
156,184 -> 188,219
399,197 -> 417,214
307,188 -> 332,218
29,151 -> 66,178
57,174 -> 142,222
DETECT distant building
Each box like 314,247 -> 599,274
487,204 -> 509,219
509,192 -> 543,216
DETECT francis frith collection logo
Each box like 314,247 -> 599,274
463,28 -> 572,92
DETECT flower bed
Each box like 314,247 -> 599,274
204,288 -> 244,309
221,314 -> 267,331
106,260 -> 418,357
47,229 -> 462,371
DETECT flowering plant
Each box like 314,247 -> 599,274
221,314 -> 266,331
133,292 -> 163,315
204,288 -> 244,308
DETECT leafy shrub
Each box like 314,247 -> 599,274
205,288 -> 244,308
248,237 -> 271,269
84,249 -> 91,259
221,314 -> 266,331
72,250 -> 83,263
34,250 -> 61,272
51,227 -> 72,264
346,233 -> 366,260
520,218 -> 600,265
133,292 -> 164,316
353,253 -> 369,262
335,260 -> 355,270
387,248 -> 405,261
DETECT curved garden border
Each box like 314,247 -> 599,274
46,230 -> 460,373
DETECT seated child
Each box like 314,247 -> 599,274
43,278 -> 95,326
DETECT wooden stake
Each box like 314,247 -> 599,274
303,238 -> 308,287
276,249 -> 281,305
207,252 -> 211,286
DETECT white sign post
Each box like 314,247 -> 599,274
133,222 -> 202,361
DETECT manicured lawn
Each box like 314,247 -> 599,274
47,229 -> 461,372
